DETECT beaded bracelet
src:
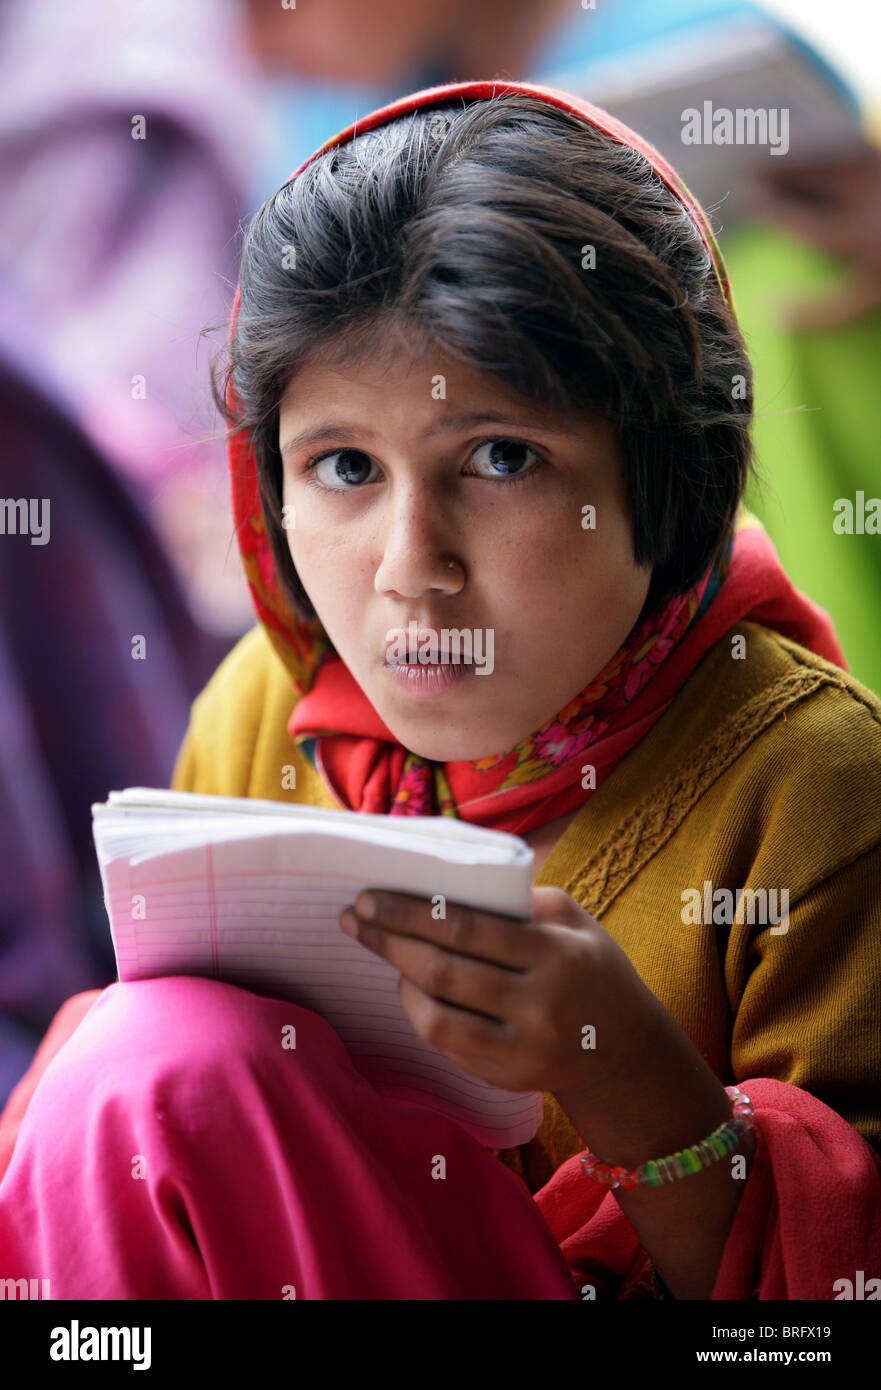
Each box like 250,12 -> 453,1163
579,1085 -> 754,1189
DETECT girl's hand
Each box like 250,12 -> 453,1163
338,885 -> 670,1102
338,887 -> 751,1302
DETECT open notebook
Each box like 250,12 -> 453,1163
91,788 -> 542,1149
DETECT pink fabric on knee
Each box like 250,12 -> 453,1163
0,977 -> 578,1300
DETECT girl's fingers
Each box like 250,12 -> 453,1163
346,912 -> 525,1024
346,889 -> 544,970
396,976 -> 513,1073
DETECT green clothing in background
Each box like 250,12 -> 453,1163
722,223 -> 881,697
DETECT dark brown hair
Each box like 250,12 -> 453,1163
214,94 -> 754,620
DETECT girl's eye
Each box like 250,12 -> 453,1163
305,449 -> 377,491
467,438 -> 541,483
302,437 -> 542,493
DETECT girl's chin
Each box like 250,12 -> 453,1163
378,711 -> 517,763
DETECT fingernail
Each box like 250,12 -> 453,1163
339,909 -> 359,937
356,893 -> 377,920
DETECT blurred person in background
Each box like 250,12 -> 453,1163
0,0 -> 263,1103
0,273 -> 225,1107
727,147 -> 881,699
0,0 -> 262,636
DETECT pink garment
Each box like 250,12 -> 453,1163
0,0 -> 262,489
3,978 -> 881,1299
0,977 -> 578,1299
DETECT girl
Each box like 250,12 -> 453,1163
1,79 -> 880,1301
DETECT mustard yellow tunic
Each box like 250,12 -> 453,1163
171,618 -> 881,1193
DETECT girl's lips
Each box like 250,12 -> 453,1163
383,659 -> 475,697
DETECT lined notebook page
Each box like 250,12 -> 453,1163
94,793 -> 542,1149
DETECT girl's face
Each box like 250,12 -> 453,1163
279,336 -> 653,761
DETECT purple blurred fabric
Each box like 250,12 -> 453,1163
0,275 -> 233,1104
0,0 -> 263,490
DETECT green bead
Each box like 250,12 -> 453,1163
645,1160 -> 660,1186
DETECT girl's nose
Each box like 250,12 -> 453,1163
373,490 -> 463,600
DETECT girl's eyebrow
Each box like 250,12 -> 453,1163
279,412 -> 578,458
